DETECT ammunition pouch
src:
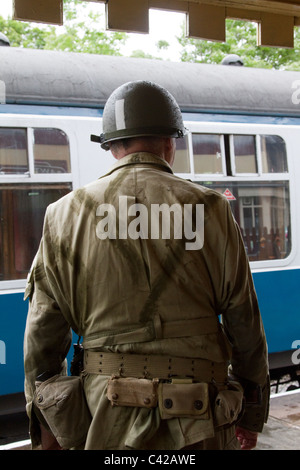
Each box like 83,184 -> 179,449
213,381 -> 244,427
106,376 -> 243,427
33,375 -> 92,449
107,376 -> 159,408
158,381 -> 210,420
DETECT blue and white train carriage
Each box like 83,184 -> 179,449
0,47 -> 300,402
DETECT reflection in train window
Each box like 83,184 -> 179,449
193,134 -> 223,174
33,128 -> 71,173
0,184 -> 72,281
233,135 -> 257,174
199,181 -> 291,262
0,128 -> 28,174
261,135 -> 288,173
174,132 -> 290,263
173,135 -> 190,173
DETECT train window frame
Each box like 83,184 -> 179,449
192,133 -> 227,177
260,134 -> 288,174
173,133 -> 191,175
229,134 -> 289,177
175,130 -> 289,181
0,183 -> 73,282
0,126 -> 72,184
230,134 -> 259,176
174,126 -> 292,266
197,179 -> 291,264
32,128 -> 71,174
0,125 -> 73,289
0,127 -> 29,176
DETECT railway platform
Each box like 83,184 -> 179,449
1,389 -> 300,451
256,388 -> 300,450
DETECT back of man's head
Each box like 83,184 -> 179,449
109,136 -> 176,167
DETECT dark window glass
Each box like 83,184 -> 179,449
173,135 -> 190,173
33,128 -> 71,173
0,184 -> 72,280
0,128 -> 28,174
261,135 -> 288,173
233,135 -> 257,174
192,134 -> 223,174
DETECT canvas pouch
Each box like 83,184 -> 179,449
33,374 -> 92,449
214,381 -> 244,427
107,376 -> 159,408
158,382 -> 210,420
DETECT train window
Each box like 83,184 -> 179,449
198,180 -> 291,262
261,135 -> 288,173
232,135 -> 257,174
192,134 -> 224,174
173,135 -> 190,173
33,128 -> 71,173
0,184 -> 72,281
183,132 -> 290,263
0,128 -> 28,174
0,126 -> 73,283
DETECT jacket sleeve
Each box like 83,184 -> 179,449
23,209 -> 72,448
220,203 -> 269,432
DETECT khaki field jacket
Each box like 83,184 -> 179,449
24,152 -> 269,449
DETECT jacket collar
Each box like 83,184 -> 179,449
101,152 -> 174,178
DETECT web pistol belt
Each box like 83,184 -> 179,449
84,350 -> 228,383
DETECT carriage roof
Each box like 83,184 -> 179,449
1,47 -> 300,117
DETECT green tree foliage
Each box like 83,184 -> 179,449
130,40 -> 171,60
178,19 -> 300,70
0,0 -> 127,55
0,16 -> 48,49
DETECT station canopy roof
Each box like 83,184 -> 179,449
11,0 -> 300,48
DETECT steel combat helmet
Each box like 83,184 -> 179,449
221,54 -> 244,66
91,80 -> 187,150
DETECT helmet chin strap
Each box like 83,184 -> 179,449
90,134 -> 101,143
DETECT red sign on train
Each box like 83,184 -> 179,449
223,188 -> 236,201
